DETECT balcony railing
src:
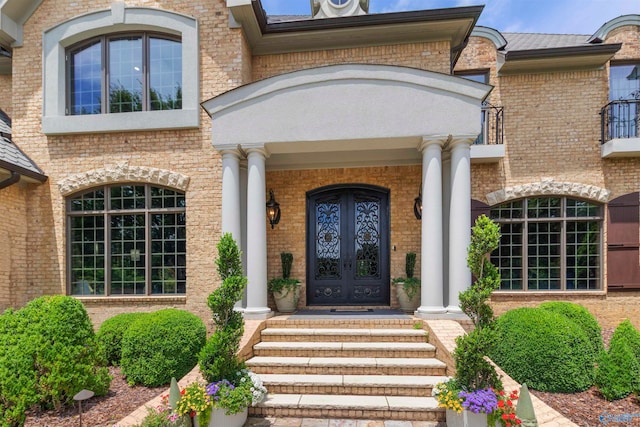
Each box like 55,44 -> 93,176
474,103 -> 504,145
601,99 -> 640,143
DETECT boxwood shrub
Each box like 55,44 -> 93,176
609,319 -> 640,362
492,307 -> 597,393
539,301 -> 604,356
97,312 -> 150,366
595,320 -> 640,400
0,296 -> 111,427
121,309 -> 206,387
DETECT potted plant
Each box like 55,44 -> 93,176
392,252 -> 420,312
268,252 -> 301,313
436,215 -> 522,427
175,370 -> 267,427
196,233 -> 267,427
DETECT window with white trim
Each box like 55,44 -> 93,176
67,184 -> 186,296
490,197 -> 602,291
42,6 -> 198,134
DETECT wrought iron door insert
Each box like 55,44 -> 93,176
307,185 -> 390,305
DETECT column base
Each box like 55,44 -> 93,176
415,306 -> 447,317
242,307 -> 274,320
446,305 -> 463,314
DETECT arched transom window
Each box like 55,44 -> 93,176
67,184 -> 186,296
490,197 -> 602,291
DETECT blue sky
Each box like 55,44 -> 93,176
261,0 -> 639,34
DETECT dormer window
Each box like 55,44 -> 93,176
68,33 -> 182,116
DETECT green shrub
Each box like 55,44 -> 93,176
97,312 -> 150,366
595,334 -> 640,400
492,307 -> 596,393
453,326 -> 502,391
539,302 -> 604,355
0,296 -> 111,427
609,319 -> 640,362
121,309 -> 206,387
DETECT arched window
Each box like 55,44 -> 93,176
68,33 -> 182,115
490,197 -> 602,291
67,184 -> 186,296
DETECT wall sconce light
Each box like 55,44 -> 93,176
266,189 -> 281,229
414,190 -> 422,220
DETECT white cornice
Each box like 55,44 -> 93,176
589,14 -> 640,43
0,0 -> 42,47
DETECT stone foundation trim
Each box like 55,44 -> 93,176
486,178 -> 610,205
58,162 -> 190,196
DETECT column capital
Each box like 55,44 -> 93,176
221,149 -> 242,160
244,144 -> 270,159
418,135 -> 450,152
448,135 -> 477,148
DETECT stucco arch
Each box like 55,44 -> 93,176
58,162 -> 190,196
202,63 -> 492,151
485,178 -> 610,206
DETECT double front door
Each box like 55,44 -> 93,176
307,185 -> 390,305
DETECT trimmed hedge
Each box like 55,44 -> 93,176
595,336 -> 640,400
595,320 -> 640,400
0,296 -> 111,427
121,309 -> 206,387
539,302 -> 604,355
97,312 -> 150,366
610,319 -> 640,362
492,307 -> 597,393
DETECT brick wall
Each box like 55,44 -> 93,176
0,183 -> 29,311
0,74 -> 11,116
252,41 -> 451,81
10,0 -> 246,328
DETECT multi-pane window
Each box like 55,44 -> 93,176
490,197 -> 602,291
608,63 -> 640,139
68,184 -> 186,296
68,33 -> 182,115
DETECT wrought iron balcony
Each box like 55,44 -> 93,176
600,99 -> 640,158
470,103 -> 504,163
474,103 -> 504,145
601,99 -> 640,143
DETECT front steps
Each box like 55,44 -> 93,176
247,318 -> 449,422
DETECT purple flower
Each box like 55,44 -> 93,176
458,389 -> 498,414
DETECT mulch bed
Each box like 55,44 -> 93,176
23,367 -> 164,427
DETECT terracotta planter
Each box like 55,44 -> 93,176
446,409 -> 499,427
394,282 -> 420,312
273,285 -> 300,313
193,407 -> 248,427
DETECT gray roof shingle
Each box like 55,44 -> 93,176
502,33 -> 591,51
0,109 -> 47,181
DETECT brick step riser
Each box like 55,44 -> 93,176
260,335 -> 427,343
248,366 -> 447,376
253,349 -> 436,358
265,320 -> 423,329
262,384 -> 434,396
248,407 -> 444,422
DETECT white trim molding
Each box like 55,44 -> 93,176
42,4 -> 199,135
58,162 -> 190,196
486,178 -> 610,206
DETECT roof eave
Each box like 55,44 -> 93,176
0,159 -> 47,183
228,0 -> 482,56
498,43 -> 622,74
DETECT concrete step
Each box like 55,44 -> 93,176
260,328 -> 428,343
246,356 -> 447,376
258,373 -> 448,396
249,393 -> 445,421
253,341 -> 436,358
266,317 -> 423,329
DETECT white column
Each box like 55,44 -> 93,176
239,160 -> 248,308
442,154 -> 451,308
447,138 -> 473,313
221,150 -> 242,247
244,147 -> 273,319
416,137 -> 446,316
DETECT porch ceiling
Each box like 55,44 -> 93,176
202,64 -> 492,169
